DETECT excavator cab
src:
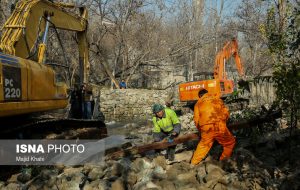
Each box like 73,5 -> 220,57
193,72 -> 214,81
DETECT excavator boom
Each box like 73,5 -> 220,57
0,0 -> 89,84
213,38 -> 244,80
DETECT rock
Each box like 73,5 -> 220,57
106,162 -> 124,178
196,163 -> 207,178
152,166 -> 167,180
166,162 -> 191,180
166,167 -> 179,180
83,180 -> 107,190
133,181 -> 161,190
111,179 -> 125,190
63,167 -> 83,175
133,181 -> 147,190
46,176 -> 57,188
244,178 -> 263,190
203,179 -> 219,189
205,167 -> 226,182
195,161 -> 226,184
220,158 -> 238,173
132,158 -> 162,183
40,169 -> 58,181
4,183 -> 22,190
17,172 -> 31,183
7,174 -> 19,183
153,156 -> 167,170
175,172 -> 198,187
88,167 -> 105,180
179,113 -> 197,132
274,168 -> 286,180
279,119 -> 288,129
174,151 -> 193,162
55,167 -> 85,190
55,164 -> 65,172
205,161 -> 224,174
198,186 -> 212,190
126,172 -> 137,187
146,181 -> 161,189
83,163 -> 107,175
213,183 -> 228,190
217,173 -> 238,185
156,180 -> 175,190
83,183 -> 94,190
27,179 -> 45,190
0,181 -> 5,189
132,158 -> 154,173
98,180 -> 108,190
179,187 -> 198,190
229,181 -> 248,190
136,168 -> 152,183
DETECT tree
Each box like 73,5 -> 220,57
264,0 -> 300,138
226,0 -> 273,76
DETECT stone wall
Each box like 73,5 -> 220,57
249,79 -> 276,106
99,79 -> 277,122
99,89 -> 170,122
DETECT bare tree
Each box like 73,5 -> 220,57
226,0 -> 273,76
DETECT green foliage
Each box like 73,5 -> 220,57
265,2 -> 300,127
266,7 -> 286,53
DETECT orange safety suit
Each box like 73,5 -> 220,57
191,93 -> 236,165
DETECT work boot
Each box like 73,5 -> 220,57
155,149 -> 166,158
164,152 -> 168,160
167,147 -> 175,161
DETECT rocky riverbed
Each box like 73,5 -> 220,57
1,114 -> 300,190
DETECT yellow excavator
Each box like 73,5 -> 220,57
0,0 -> 106,139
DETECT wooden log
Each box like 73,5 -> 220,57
107,133 -> 199,159
228,109 -> 282,130
107,109 -> 282,160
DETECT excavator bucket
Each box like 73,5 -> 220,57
238,79 -> 250,92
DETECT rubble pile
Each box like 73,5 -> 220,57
179,113 -> 198,133
1,111 -> 299,190
2,144 -> 299,190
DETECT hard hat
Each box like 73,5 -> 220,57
198,87 -> 208,97
152,104 -> 164,113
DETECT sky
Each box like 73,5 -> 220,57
164,0 -> 243,18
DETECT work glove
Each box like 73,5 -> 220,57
167,132 -> 177,143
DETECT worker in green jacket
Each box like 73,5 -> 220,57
152,103 -> 181,161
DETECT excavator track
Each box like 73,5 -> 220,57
0,118 -> 107,139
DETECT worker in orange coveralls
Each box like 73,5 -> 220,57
191,88 -> 236,165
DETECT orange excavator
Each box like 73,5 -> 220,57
179,38 -> 248,105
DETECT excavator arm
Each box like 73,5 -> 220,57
0,0 -> 89,84
213,38 -> 244,80
0,0 -> 91,117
